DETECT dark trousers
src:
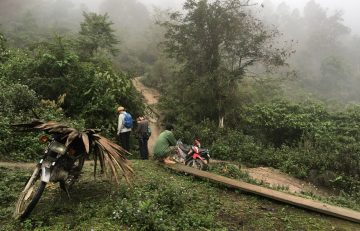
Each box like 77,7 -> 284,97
119,131 -> 131,151
138,136 -> 149,160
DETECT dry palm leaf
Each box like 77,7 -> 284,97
11,120 -> 133,184
80,132 -> 90,154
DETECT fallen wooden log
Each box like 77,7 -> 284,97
165,164 -> 360,224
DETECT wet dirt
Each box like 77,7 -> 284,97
132,77 -> 161,156
245,166 -> 324,195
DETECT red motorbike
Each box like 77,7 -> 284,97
173,139 -> 210,170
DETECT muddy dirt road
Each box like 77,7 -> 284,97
132,77 -> 161,156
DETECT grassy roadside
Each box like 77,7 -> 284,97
0,161 -> 359,231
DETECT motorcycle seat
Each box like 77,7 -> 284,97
198,148 -> 208,153
178,143 -> 191,152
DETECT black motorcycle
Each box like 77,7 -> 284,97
12,121 -> 133,220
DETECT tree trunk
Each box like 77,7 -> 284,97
218,115 -> 224,128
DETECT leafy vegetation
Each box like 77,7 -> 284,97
0,12 -> 144,161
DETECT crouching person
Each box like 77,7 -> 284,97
153,124 -> 177,164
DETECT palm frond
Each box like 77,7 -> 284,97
34,121 -> 59,130
93,134 -> 133,183
81,132 -> 90,154
65,130 -> 80,147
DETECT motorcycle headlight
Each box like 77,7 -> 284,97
49,141 -> 67,155
39,135 -> 49,144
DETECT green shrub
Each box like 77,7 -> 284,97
0,82 -> 68,161
112,181 -> 220,231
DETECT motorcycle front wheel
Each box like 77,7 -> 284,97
14,166 -> 46,220
186,158 -> 205,170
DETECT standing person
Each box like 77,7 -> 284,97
135,115 -> 150,160
153,124 -> 177,164
117,106 -> 132,151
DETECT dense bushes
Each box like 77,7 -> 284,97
0,25 -> 144,161
0,77 -> 68,161
0,78 -> 40,161
242,101 -> 360,186
244,101 -> 360,195
164,97 -> 360,196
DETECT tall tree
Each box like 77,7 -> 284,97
78,12 -> 119,59
0,32 -> 7,63
161,0 -> 291,127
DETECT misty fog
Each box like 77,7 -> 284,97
137,0 -> 360,35
0,0 -> 360,103
52,0 -> 360,36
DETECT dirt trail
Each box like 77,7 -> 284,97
0,162 -> 35,169
245,167 -> 322,194
132,77 -> 161,156
131,77 -> 325,195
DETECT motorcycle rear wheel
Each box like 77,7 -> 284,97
170,153 -> 184,163
66,157 -> 85,188
186,158 -> 205,170
14,167 -> 46,220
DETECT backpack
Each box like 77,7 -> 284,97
123,112 -> 133,128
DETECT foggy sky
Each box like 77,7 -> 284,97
136,0 -> 360,35
71,0 -> 360,35
264,0 -> 360,35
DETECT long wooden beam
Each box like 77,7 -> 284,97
165,164 -> 360,224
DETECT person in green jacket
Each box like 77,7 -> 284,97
153,124 -> 177,164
